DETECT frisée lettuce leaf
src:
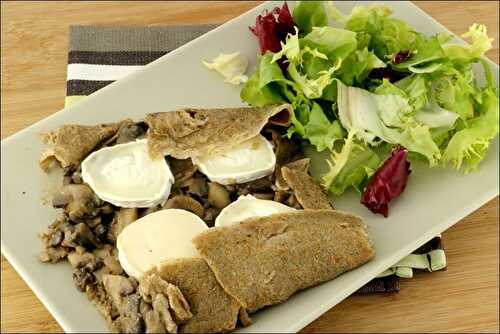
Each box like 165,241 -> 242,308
323,130 -> 381,195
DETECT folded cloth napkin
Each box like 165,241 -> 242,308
65,25 -> 447,294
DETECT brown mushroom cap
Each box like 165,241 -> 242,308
163,195 -> 205,218
207,183 -> 231,209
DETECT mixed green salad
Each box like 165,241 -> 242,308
241,1 -> 498,217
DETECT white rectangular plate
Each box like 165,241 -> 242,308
1,1 -> 498,332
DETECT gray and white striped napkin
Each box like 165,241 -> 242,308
65,25 -> 447,293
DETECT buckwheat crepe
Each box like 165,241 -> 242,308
193,210 -> 375,313
281,161 -> 333,210
39,122 -> 122,171
142,258 -> 241,333
145,104 -> 292,159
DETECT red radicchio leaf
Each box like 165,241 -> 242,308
361,146 -> 411,217
249,2 -> 295,54
392,50 -> 412,64
369,68 -> 408,83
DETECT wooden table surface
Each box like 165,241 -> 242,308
1,1 -> 498,333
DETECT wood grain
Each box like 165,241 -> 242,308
1,1 -> 498,333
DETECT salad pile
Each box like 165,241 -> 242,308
240,2 -> 499,217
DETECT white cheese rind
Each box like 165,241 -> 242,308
117,209 -> 208,279
215,195 -> 296,227
193,135 -> 276,185
81,139 -> 174,208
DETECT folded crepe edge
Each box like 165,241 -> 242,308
145,103 -> 293,160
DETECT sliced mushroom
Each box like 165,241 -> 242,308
236,176 -> 273,196
103,274 -> 143,333
252,192 -> 275,200
39,246 -> 69,263
139,205 -> 161,218
153,294 -> 177,333
109,208 -> 138,243
163,195 -> 204,218
75,223 -> 101,249
203,207 -> 221,224
68,251 -> 102,272
40,219 -> 73,258
103,275 -> 135,302
185,175 -> 208,199
93,245 -> 124,280
44,229 -> 64,247
141,300 -> 166,333
138,273 -> 166,303
100,203 -> 114,215
84,279 -> 119,323
273,190 -> 291,204
224,184 -> 237,193
86,216 -> 102,228
52,184 -> 102,221
71,170 -> 83,184
169,157 -> 198,185
286,193 -> 302,209
207,182 -> 231,209
273,168 -> 290,191
166,283 -> 193,322
73,267 -> 96,292
62,175 -> 73,186
112,293 -> 143,333
93,224 -> 108,241
263,128 -> 300,165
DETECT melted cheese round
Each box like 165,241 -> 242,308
117,209 -> 208,279
81,139 -> 174,208
215,195 -> 296,227
193,135 -> 276,185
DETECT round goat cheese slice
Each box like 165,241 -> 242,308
81,139 -> 174,208
117,209 -> 208,279
193,134 -> 276,185
215,195 -> 296,227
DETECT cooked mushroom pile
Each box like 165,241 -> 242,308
39,111 -> 333,333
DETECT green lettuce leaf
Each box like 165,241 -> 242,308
302,102 -> 345,151
337,81 -> 441,165
413,102 -> 459,129
394,74 -> 429,111
430,64 -> 476,120
373,78 -> 406,96
322,129 -> 381,195
240,71 -> 284,106
394,34 -> 447,73
338,47 -> 386,86
258,52 -> 292,87
241,52 -> 292,106
444,24 -> 493,62
302,26 -> 358,60
292,1 -> 328,35
271,27 -> 301,63
373,75 -> 429,112
287,58 -> 341,99
339,4 -> 418,59
442,86 -> 499,173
